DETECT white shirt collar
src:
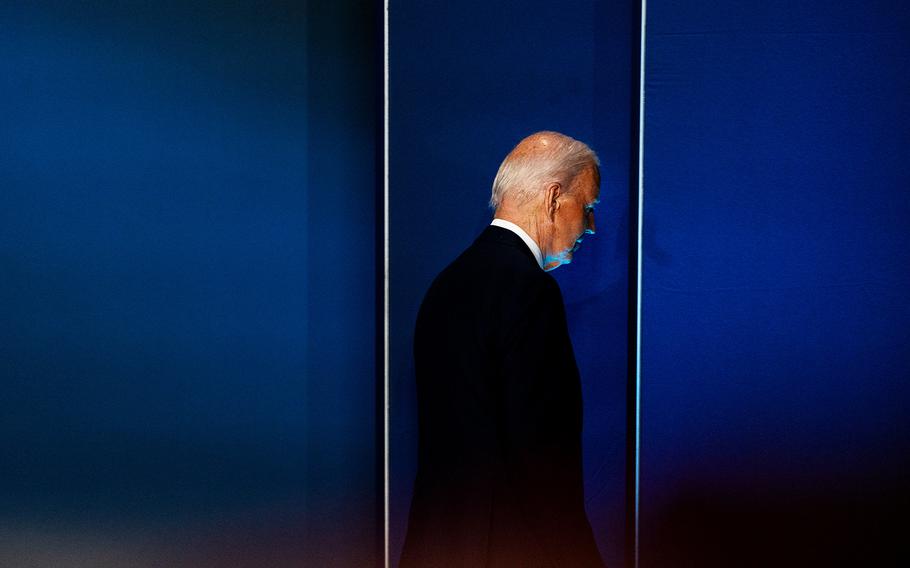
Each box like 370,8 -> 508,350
490,218 -> 544,270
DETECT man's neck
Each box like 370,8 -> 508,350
491,211 -> 543,250
490,212 -> 545,270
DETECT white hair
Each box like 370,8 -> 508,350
489,131 -> 600,210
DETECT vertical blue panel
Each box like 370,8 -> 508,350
642,1 -> 910,565
390,2 -> 635,566
306,2 -> 379,566
0,2 -> 377,566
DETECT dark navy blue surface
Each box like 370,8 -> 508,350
641,1 -> 910,564
6,1 -> 907,565
390,2 -> 635,566
1,3 -> 377,566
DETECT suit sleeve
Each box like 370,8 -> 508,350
496,276 -> 605,567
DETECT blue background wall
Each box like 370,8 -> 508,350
306,2 -> 379,566
1,2 -> 378,566
4,1 -> 909,566
389,2 -> 635,566
641,1 -> 910,565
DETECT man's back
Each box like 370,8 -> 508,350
400,225 -> 604,568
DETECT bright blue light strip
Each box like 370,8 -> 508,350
383,2 -> 390,567
635,1 -> 647,567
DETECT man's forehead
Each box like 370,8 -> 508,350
568,164 -> 600,204
587,164 -> 601,194
587,181 -> 601,205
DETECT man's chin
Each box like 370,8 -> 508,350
543,254 -> 573,272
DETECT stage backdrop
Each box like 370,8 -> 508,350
0,2 -> 378,567
640,0 -> 910,565
389,1 -> 637,566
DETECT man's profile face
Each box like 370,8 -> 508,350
544,165 -> 600,271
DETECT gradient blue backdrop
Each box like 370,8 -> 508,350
1,2 -> 378,566
5,1 -> 908,567
641,1 -> 910,565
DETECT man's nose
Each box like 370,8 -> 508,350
585,213 -> 596,235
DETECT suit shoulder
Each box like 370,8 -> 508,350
426,240 -> 552,298
422,249 -> 561,326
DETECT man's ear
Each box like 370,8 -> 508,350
545,182 -> 562,221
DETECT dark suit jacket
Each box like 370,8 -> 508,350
400,225 -> 604,568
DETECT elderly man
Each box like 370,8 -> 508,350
400,131 -> 605,567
